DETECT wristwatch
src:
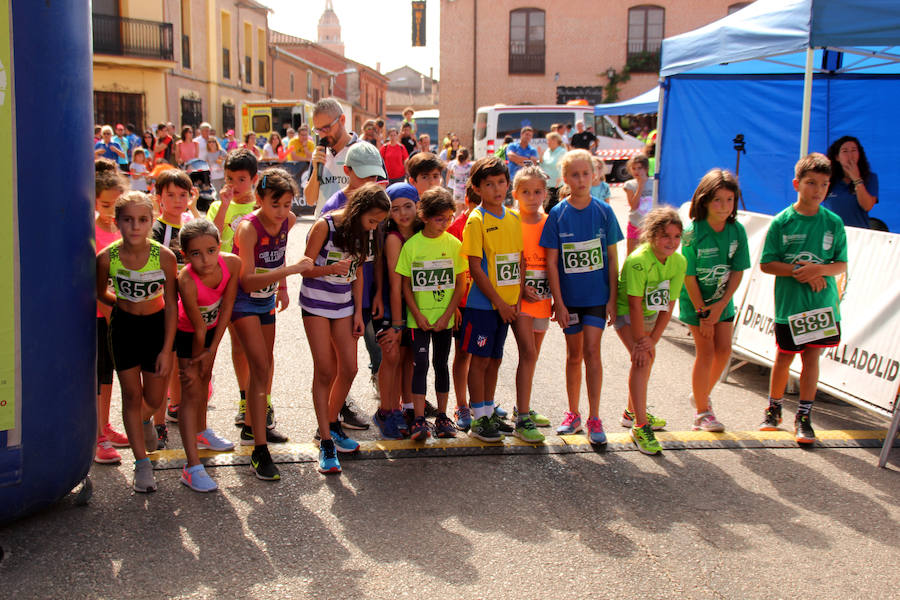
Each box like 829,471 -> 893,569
696,307 -> 711,319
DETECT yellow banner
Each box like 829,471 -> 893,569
0,1 -> 15,432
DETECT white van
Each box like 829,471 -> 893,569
473,104 -> 643,180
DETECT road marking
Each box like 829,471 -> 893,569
147,429 -> 897,470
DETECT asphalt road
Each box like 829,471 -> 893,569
2,188 -> 898,599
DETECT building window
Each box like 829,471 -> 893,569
222,103 -> 235,133
222,48 -> 231,79
727,2 -> 752,14
181,97 -> 202,129
94,91 -> 145,133
627,5 -> 664,72
259,60 -> 265,87
509,8 -> 545,75
181,0 -> 191,69
307,71 -> 313,98
245,55 -> 252,85
221,12 -> 231,79
290,73 -> 295,93
258,28 -> 266,88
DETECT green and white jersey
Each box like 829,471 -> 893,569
678,219 -> 751,325
617,243 -> 686,318
761,205 -> 847,324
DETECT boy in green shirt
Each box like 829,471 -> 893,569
759,153 -> 848,445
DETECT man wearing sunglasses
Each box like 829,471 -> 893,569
302,98 -> 358,217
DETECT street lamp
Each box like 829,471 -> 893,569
606,67 -> 616,80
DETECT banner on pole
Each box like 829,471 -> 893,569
412,1 -> 426,47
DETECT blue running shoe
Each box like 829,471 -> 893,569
181,464 -> 218,492
587,417 -> 607,445
329,426 -> 360,453
493,405 -> 509,419
318,443 -> 341,474
372,409 -> 404,440
455,406 -> 472,431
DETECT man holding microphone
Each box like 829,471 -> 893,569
303,98 -> 358,217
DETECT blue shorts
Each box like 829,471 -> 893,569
460,308 -> 509,359
232,309 -> 276,326
563,304 -> 607,335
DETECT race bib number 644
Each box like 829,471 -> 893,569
494,252 -> 521,286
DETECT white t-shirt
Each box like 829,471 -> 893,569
301,132 -> 359,217
196,135 -> 212,162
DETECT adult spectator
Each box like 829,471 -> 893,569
285,127 -> 296,142
262,132 -> 285,161
175,125 -> 199,166
505,126 -> 538,181
166,121 -> 177,141
824,135 -> 879,229
303,97 -> 361,216
287,125 -> 315,162
242,132 -> 261,159
541,131 -> 566,206
361,119 -> 380,147
205,138 -> 226,193
112,124 -> 131,171
154,122 -> 174,165
195,122 -> 214,162
375,119 -> 386,145
139,129 -> 156,163
408,133 -> 430,159
94,125 -> 126,163
125,124 -> 141,160
399,122 -> 417,156
224,129 -> 238,151
93,125 -> 102,143
380,128 -> 409,183
570,120 -> 597,153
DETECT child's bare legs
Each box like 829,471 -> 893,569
97,383 -> 113,436
563,332 -> 584,414
798,347 -> 821,403
452,336 -> 470,409
468,355 -> 500,407
768,350 -> 795,401
378,337 -> 402,411
512,315 -> 539,414
229,325 -> 250,395
327,317 -> 359,423
120,368 -> 167,461
689,321 -> 733,413
615,325 -> 637,415
232,316 -> 274,444
628,355 -> 653,426
582,325 -> 604,420
177,357 -> 203,467
303,316 -> 338,442
155,351 -> 179,425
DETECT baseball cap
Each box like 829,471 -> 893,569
345,142 -> 386,179
386,182 -> 419,203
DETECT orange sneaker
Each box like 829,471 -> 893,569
94,435 -> 122,464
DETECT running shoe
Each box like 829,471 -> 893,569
340,398 -> 370,430
513,416 -> 545,444
513,407 -> 551,427
250,447 -> 280,481
586,417 -> 607,445
165,403 -> 179,423
469,416 -> 503,442
794,414 -> 816,445
372,409 -> 404,440
318,443 -> 342,474
424,400 -> 439,418
102,423 -> 130,447
390,409 -> 409,438
142,420 -> 157,453
759,404 -> 783,431
620,409 -> 667,431
156,424 -> 168,450
493,404 -> 509,419
402,408 -> 415,435
631,423 -> 663,455
693,412 -> 725,433
330,426 -> 360,453
433,413 -> 457,438
196,428 -> 235,451
556,411 -> 583,435
133,460 -> 157,493
410,416 -> 431,441
239,425 -> 289,446
266,400 -> 276,430
491,411 -> 514,434
94,435 -> 122,464
454,406 -> 472,432
181,464 -> 218,492
234,398 -> 246,426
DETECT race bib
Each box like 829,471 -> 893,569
324,250 -> 357,285
411,259 -> 455,292
250,267 -> 278,299
199,298 -> 222,325
788,307 -> 838,345
524,269 -> 550,300
116,269 -> 165,302
562,238 -> 604,274
645,280 -> 670,312
494,252 -> 521,286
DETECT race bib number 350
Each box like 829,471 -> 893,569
525,269 -> 550,300
324,251 -> 356,284
562,238 -> 603,274
494,252 -> 521,286
250,267 -> 277,299
412,259 -> 454,292
645,280 -> 670,312
116,269 -> 165,302
788,307 -> 838,345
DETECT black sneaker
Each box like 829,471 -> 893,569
491,412 -> 514,434
759,405 -> 782,431
265,401 -> 276,430
339,399 -> 370,430
794,414 -> 816,445
402,409 -> 415,435
234,398 -> 246,427
424,400 -> 439,419
251,447 -> 280,481
155,424 -> 168,450
240,425 -> 289,446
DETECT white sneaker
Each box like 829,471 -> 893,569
693,411 -> 725,432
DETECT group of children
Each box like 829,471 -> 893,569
93,140 -> 848,493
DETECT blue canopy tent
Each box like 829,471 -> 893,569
657,0 -> 900,231
594,86 -> 659,116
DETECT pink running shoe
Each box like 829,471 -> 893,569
556,411 -> 583,435
94,435 -> 122,464
103,423 -> 130,447
693,411 -> 725,432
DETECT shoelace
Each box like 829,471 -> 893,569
322,445 -> 337,460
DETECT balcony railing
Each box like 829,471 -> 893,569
92,13 -> 174,61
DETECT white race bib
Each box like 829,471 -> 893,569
324,250 -> 357,285
645,280 -> 670,312
250,267 -> 278,299
562,237 -> 604,274
494,252 -> 521,286
199,298 -> 222,325
411,259 -> 455,292
116,269 -> 165,302
788,307 -> 838,345
524,269 -> 550,300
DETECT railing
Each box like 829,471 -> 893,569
509,50 -> 545,74
92,13 -> 174,61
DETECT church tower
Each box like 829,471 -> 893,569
317,0 -> 345,56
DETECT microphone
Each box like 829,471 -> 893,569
316,135 -> 330,183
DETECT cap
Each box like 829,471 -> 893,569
386,182 -> 418,203
345,142 -> 386,179
226,129 -> 235,136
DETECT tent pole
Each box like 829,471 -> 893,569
653,79 -> 666,205
799,47 -> 814,158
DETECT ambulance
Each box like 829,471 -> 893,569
240,99 -> 316,140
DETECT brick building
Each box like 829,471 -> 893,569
440,0 -> 752,146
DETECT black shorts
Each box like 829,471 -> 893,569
97,316 -> 114,389
563,304 -> 607,334
232,309 -> 276,326
109,308 -> 165,373
774,321 -> 842,354
174,328 -> 216,359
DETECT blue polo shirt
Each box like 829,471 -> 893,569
506,142 -> 538,180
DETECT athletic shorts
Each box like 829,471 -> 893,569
460,308 -> 509,359
563,305 -> 607,335
614,312 -> 659,333
774,321 -> 841,354
232,309 -> 276,326
97,316 -> 114,389
174,328 -> 216,360
626,222 -> 641,240
109,308 -> 165,373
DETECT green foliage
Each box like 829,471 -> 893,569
603,65 -> 631,104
